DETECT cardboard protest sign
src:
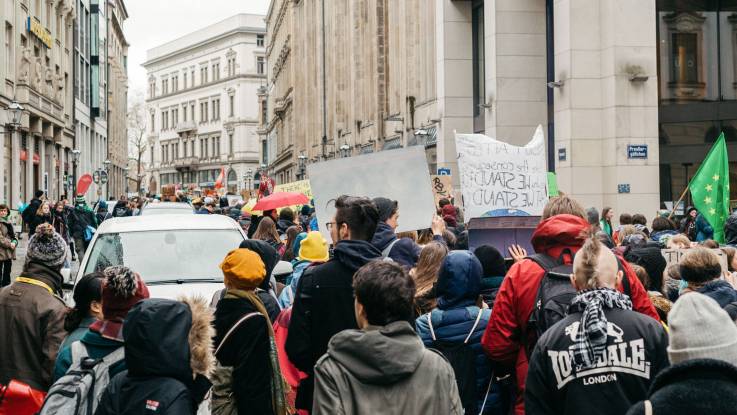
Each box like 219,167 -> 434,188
661,248 -> 729,273
274,180 -> 313,211
455,125 -> 549,219
226,195 -> 243,207
430,175 -> 453,207
307,146 -> 436,243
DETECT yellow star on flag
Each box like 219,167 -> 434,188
704,196 -> 712,204
706,184 -> 713,192
713,174 -> 720,181
710,208 -> 717,215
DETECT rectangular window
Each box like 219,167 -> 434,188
183,105 -> 187,122
183,72 -> 187,89
214,99 -> 220,120
212,63 -> 219,81
257,34 -> 264,47
671,33 -> 698,84
150,113 -> 155,132
204,102 -> 209,122
191,69 -> 195,86
191,103 -> 195,123
150,146 -> 154,165
472,0 -> 485,134
257,57 -> 265,75
5,23 -> 12,76
229,133 -> 234,156
229,95 -> 234,117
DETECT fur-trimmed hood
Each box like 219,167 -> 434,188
123,297 -> 215,383
179,295 -> 216,378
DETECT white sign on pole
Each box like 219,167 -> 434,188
455,125 -> 549,219
307,146 -> 436,243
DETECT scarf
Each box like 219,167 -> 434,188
568,288 -> 632,370
225,288 -> 290,415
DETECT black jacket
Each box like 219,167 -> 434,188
626,359 -> 737,415
95,299 -> 212,415
276,219 -> 294,235
214,295 -> 274,415
698,280 -> 737,308
285,239 -> 382,410
67,207 -> 96,238
525,308 -> 669,415
27,214 -> 52,236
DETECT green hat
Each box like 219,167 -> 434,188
75,195 -> 86,206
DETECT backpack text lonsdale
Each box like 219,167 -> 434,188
39,342 -> 124,415
525,249 -> 631,356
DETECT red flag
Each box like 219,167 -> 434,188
214,167 -> 225,189
76,174 -> 93,195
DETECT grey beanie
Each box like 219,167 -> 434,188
668,292 -> 737,366
26,223 -> 67,268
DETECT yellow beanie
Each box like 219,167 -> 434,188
220,248 -> 266,290
299,231 -> 329,262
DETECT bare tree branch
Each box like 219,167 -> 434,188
127,90 -> 147,192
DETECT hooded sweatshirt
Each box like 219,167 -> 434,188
697,280 -> 737,308
286,238 -> 381,410
313,321 -> 462,415
95,298 -> 214,415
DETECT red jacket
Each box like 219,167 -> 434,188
480,214 -> 659,415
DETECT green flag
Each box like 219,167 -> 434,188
689,133 -> 730,243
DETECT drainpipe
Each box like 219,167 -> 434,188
546,0 -> 555,173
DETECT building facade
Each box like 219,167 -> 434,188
74,0 -> 110,201
144,14 -> 266,196
268,0 -> 737,220
1,0 -> 76,207
106,0 -> 128,198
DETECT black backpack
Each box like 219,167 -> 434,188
525,250 -> 632,356
427,309 -> 484,415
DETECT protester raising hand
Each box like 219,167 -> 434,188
508,244 -> 527,263
431,214 -> 446,236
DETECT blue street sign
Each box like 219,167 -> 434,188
627,144 -> 648,159
437,168 -> 451,176
558,148 -> 567,161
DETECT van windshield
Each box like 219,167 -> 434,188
83,229 -> 244,283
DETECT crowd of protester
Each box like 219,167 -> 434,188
5,191 -> 737,414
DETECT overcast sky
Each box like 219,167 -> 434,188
124,0 -> 271,105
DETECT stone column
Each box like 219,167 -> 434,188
10,130 -> 20,207
39,138 -> 46,194
484,0 -> 548,145
25,135 -> 34,200
435,0 -> 473,186
58,146 -> 65,198
554,0 -> 659,219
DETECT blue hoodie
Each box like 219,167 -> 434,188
278,260 -> 311,309
415,251 -> 500,414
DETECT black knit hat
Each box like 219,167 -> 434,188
372,197 -> 398,223
474,245 -> 506,277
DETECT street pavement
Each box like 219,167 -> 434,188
10,233 -> 79,281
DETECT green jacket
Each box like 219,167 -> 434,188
53,329 -> 126,382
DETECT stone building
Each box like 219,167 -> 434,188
0,0 -> 76,206
143,14 -> 266,196
106,0 -> 129,198
266,0 -> 737,219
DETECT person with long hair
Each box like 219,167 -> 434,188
600,207 -> 614,237
281,226 -> 300,261
29,201 -> 53,236
253,217 -> 284,252
51,201 -> 70,243
59,272 -> 104,349
409,241 -> 448,316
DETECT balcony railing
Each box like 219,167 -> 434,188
176,121 -> 197,133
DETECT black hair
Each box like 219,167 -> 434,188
333,195 -> 379,241
632,214 -> 647,226
34,190 -> 44,198
438,198 -> 450,209
64,272 -> 104,332
652,216 -> 674,232
353,261 -> 415,326
279,208 -> 295,222
455,230 -> 469,250
619,213 -> 632,225
474,245 -> 506,276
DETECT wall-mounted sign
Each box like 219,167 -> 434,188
558,148 -> 567,161
27,17 -> 53,49
437,168 -> 451,176
627,144 -> 648,159
618,184 -> 631,194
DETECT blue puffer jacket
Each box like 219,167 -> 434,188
696,214 -> 714,242
415,251 -> 500,414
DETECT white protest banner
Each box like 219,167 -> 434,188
661,248 -> 729,274
307,146 -> 436,243
455,125 -> 549,219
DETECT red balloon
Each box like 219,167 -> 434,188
76,174 -> 93,195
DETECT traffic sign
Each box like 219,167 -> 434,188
100,171 -> 108,185
92,171 -> 100,184
437,168 -> 451,176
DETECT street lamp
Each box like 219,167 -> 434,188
339,144 -> 350,158
71,149 -> 81,196
7,100 -> 23,129
297,153 -> 307,180
103,159 -> 111,199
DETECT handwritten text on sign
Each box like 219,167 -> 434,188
661,248 -> 728,274
430,175 -> 453,207
455,125 -> 549,218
